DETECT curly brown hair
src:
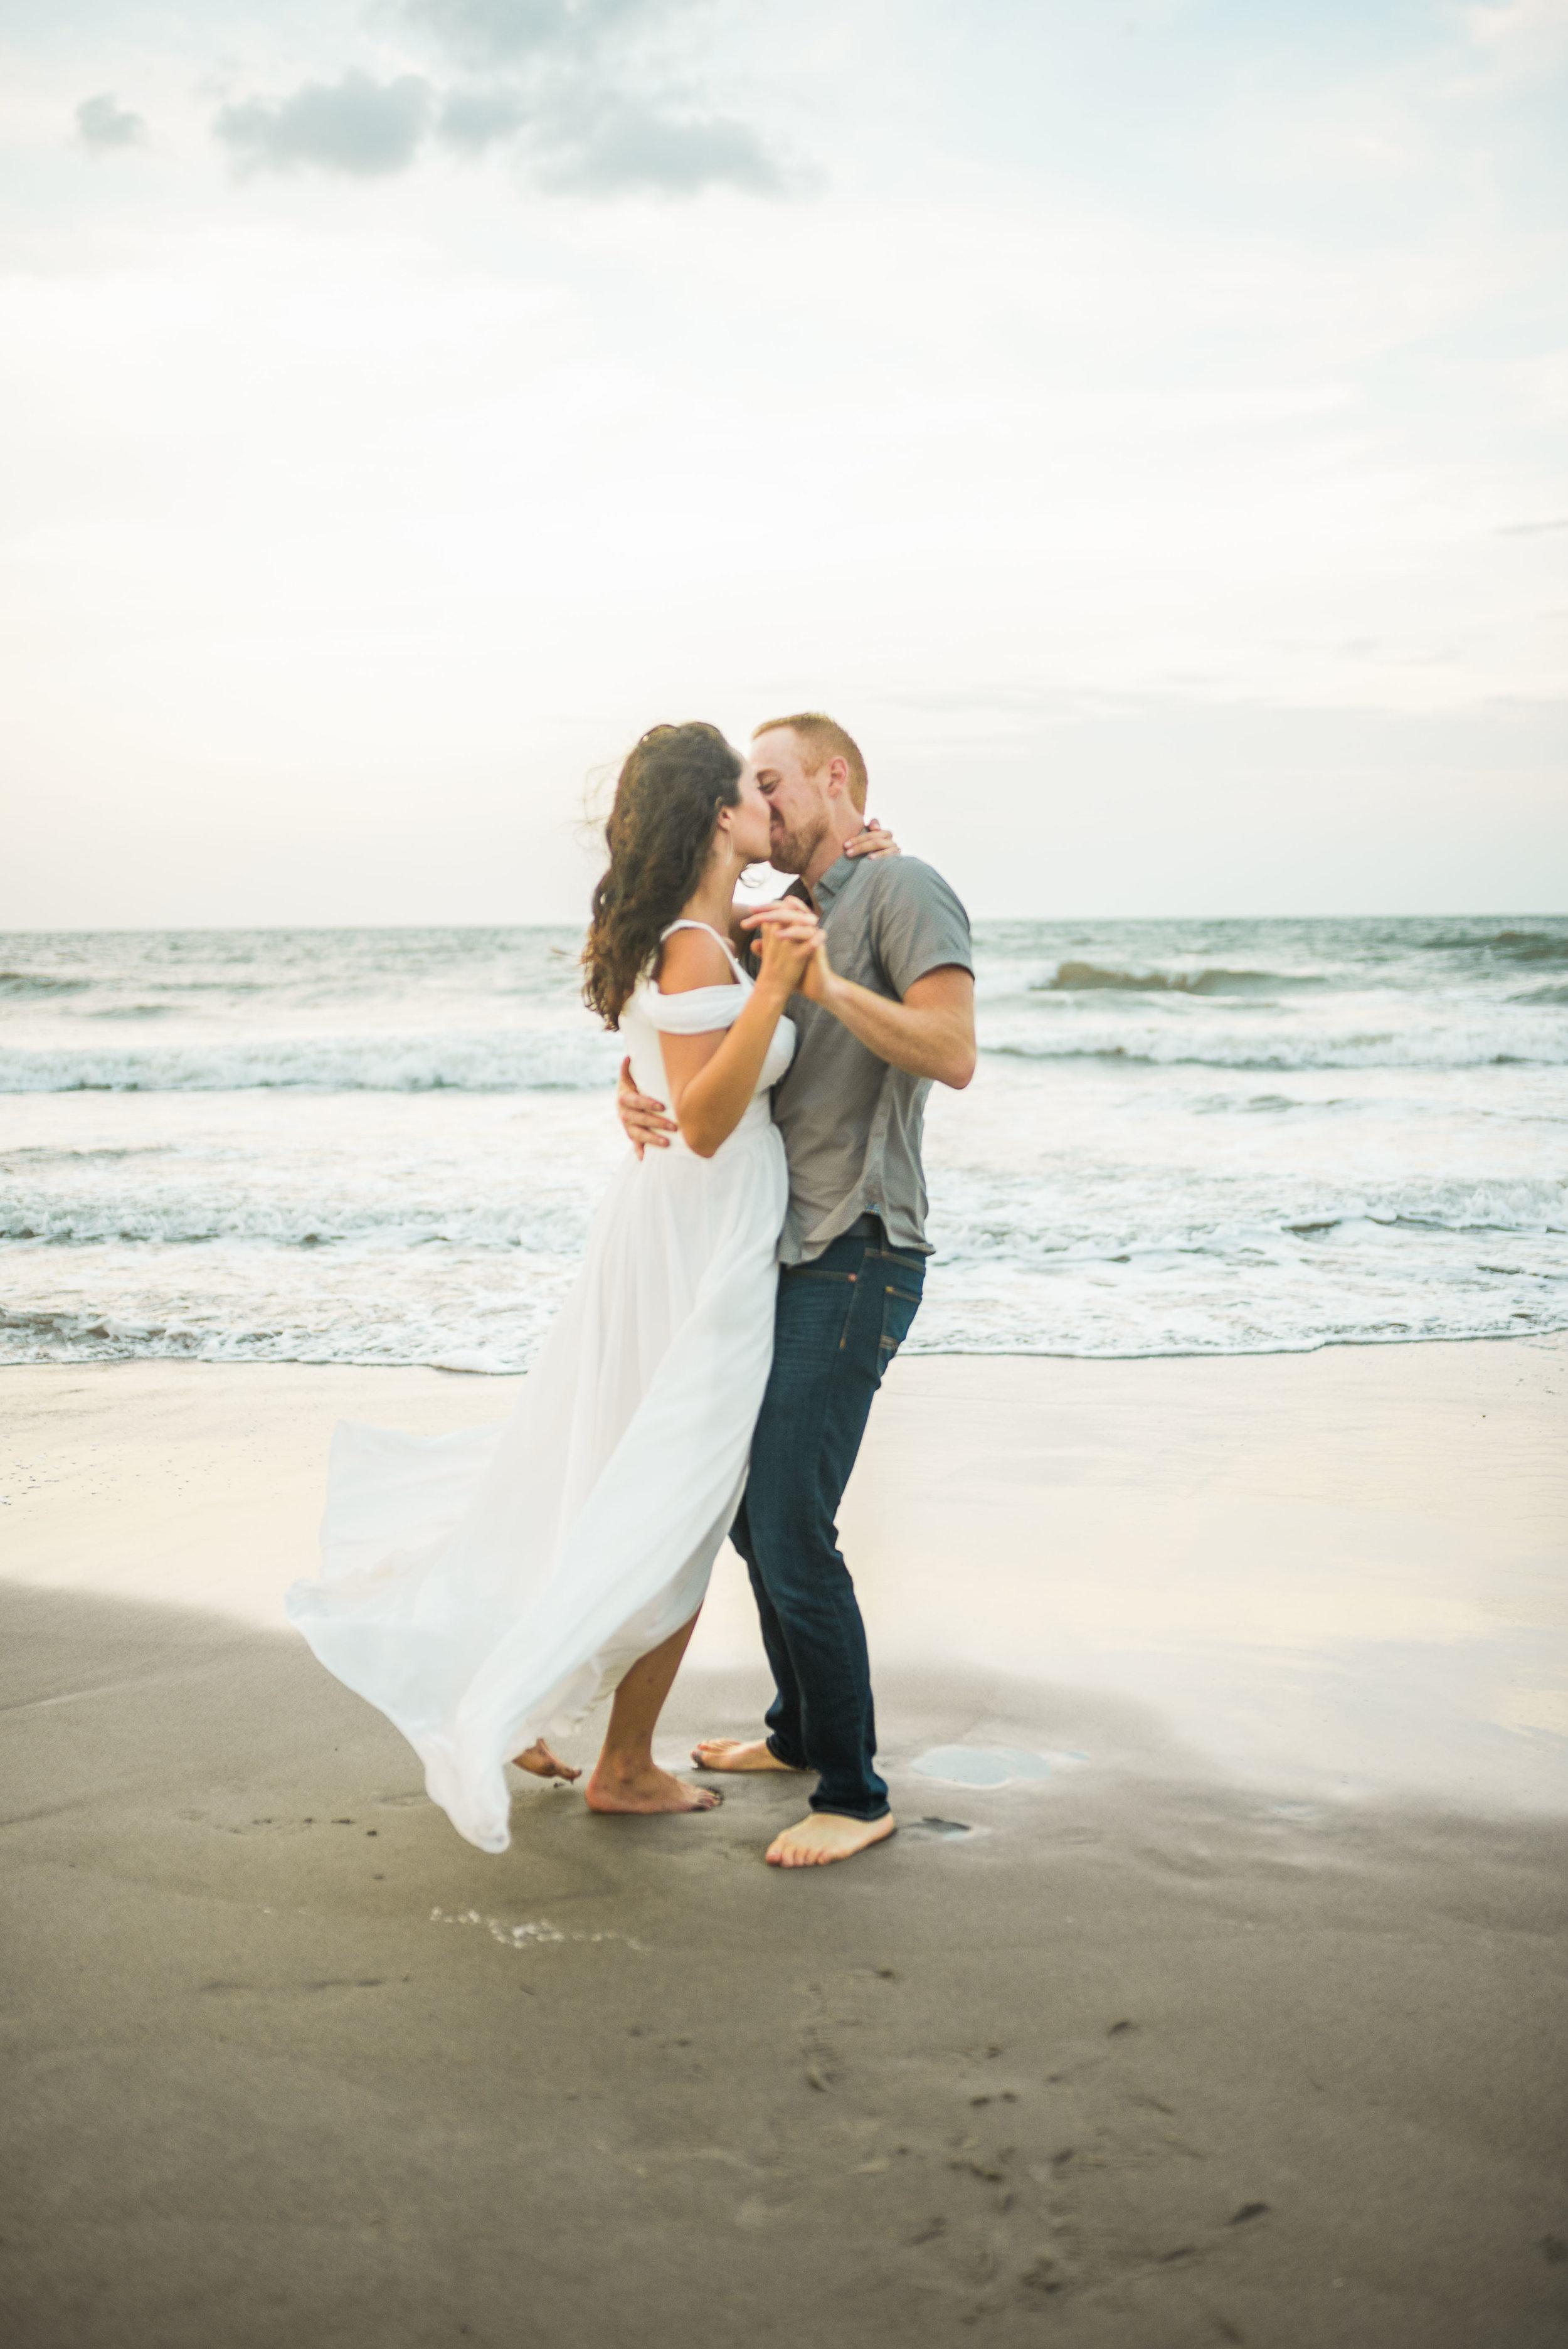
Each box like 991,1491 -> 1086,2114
581,721 -> 743,1029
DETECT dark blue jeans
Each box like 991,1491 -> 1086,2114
728,1217 -> 926,1820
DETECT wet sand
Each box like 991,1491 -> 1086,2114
3,1343 -> 1567,2346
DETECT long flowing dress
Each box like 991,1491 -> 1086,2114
285,922 -> 794,1853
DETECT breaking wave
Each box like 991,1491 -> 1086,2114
1032,961 -> 1315,995
0,970 -> 90,997
1419,927 -> 1568,963
983,1032 -> 1568,1070
0,1030 -> 620,1095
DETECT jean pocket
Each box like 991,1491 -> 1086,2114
877,1280 -> 922,1379
780,1265 -> 861,1358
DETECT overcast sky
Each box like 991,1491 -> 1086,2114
3,0 -> 1565,926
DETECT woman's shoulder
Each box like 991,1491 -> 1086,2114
655,925 -> 739,994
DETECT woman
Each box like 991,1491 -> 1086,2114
286,723 -> 822,1853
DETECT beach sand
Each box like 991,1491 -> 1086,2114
3,1341 -> 1566,2346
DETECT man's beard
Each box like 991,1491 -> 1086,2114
768,812 -> 828,876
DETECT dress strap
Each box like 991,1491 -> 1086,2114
657,918 -> 749,986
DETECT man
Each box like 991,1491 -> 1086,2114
617,714 -> 975,1867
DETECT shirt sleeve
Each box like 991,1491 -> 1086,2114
869,859 -> 975,999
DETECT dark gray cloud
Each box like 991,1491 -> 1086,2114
76,93 -> 146,152
214,72 -> 433,179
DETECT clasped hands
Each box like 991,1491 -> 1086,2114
742,896 -> 830,1001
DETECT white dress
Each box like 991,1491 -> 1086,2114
285,922 -> 794,1854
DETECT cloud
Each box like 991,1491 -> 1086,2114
214,72 -> 434,179
410,0 -> 786,193
215,53 -> 783,196
436,86 -> 530,152
75,93 -> 146,154
207,0 -> 783,194
532,97 -> 782,194
403,0 -> 664,72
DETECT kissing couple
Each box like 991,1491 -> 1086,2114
288,713 -> 975,1868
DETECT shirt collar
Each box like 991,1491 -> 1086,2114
811,851 -> 857,912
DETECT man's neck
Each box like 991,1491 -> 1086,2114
799,810 -> 862,896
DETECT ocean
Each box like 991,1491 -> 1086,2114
2,916 -> 1564,1371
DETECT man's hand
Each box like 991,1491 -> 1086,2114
617,1056 -> 677,1156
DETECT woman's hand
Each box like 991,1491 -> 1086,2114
742,900 -> 829,1002
845,817 -> 901,859
617,1056 -> 677,1157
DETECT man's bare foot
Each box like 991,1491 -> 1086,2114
691,1737 -> 806,1774
766,1812 -> 897,1869
511,1738 -> 580,1782
585,1758 -> 722,1815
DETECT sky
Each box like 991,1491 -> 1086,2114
1,0 -> 1565,927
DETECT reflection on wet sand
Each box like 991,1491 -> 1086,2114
4,1340 -> 1564,1815
813,1339 -> 1567,1814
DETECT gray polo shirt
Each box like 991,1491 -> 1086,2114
770,852 -> 973,1265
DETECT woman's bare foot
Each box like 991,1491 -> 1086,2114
691,1737 -> 805,1773
585,1758 -> 723,1815
511,1738 -> 580,1782
766,1812 -> 896,1868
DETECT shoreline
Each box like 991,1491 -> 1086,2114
9,1314 -> 1568,1376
